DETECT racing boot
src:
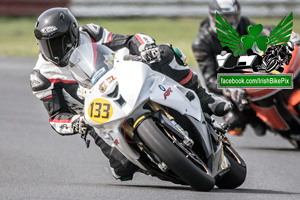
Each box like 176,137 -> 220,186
89,129 -> 138,181
109,148 -> 139,181
249,116 -> 267,136
225,105 -> 267,136
196,87 -> 233,116
224,110 -> 246,136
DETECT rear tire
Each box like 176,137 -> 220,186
137,118 -> 215,191
216,145 -> 247,189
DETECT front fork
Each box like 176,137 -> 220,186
122,101 -> 194,171
123,101 -> 229,175
147,101 -> 194,148
124,101 -> 194,148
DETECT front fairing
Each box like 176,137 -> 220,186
83,60 -> 203,128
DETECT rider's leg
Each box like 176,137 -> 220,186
151,44 -> 232,116
225,104 -> 266,136
89,129 -> 138,180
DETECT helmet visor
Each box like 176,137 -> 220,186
209,12 -> 240,32
211,13 -> 240,27
38,33 -> 74,66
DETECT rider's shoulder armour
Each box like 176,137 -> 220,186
81,24 -> 104,42
30,69 -> 51,92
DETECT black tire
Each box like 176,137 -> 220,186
216,145 -> 247,189
252,65 -> 259,72
288,139 -> 300,149
296,141 -> 300,149
137,118 -> 215,191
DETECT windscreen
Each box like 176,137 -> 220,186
69,43 -> 114,88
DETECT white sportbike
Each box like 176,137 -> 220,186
69,43 -> 247,191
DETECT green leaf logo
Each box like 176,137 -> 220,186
216,12 -> 293,54
240,24 -> 270,53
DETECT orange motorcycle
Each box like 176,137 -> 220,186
244,44 -> 300,148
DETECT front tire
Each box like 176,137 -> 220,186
288,139 -> 300,149
137,118 -> 215,191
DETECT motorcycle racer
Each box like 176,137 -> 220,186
260,41 -> 295,73
30,7 -> 231,181
192,0 -> 267,136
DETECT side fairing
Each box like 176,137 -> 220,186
149,76 -> 202,121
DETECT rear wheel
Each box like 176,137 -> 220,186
216,145 -> 247,189
137,118 -> 215,191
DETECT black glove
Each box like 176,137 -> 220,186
138,44 -> 161,64
71,115 -> 91,135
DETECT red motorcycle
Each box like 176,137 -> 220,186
244,44 -> 300,148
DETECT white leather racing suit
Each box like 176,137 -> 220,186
30,24 -> 198,135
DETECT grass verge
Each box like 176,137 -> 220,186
1,16 -> 299,67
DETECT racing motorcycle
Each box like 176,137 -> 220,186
236,44 -> 300,148
69,43 -> 247,191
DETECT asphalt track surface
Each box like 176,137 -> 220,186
1,57 -> 300,200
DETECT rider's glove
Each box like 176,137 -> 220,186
71,115 -> 91,135
138,44 -> 161,64
223,88 -> 247,106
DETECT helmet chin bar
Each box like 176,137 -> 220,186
47,46 -> 76,67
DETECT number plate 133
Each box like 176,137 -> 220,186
88,98 -> 113,123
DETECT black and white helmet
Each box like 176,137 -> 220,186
209,0 -> 241,31
34,8 -> 79,67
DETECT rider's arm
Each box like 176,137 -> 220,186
30,65 -> 83,135
81,23 -> 156,55
105,33 -> 156,56
192,36 -> 223,95
40,88 -> 78,135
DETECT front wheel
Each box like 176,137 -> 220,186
137,118 -> 215,191
216,145 -> 247,189
288,139 -> 300,149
